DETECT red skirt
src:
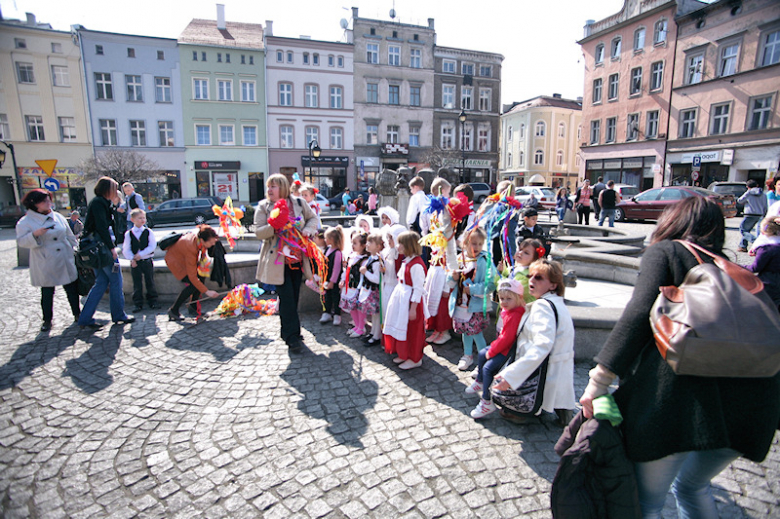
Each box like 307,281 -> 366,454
384,301 -> 426,362
426,294 -> 452,333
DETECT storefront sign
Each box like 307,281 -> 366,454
622,158 -> 644,169
195,161 -> 241,170
213,173 -> 238,199
301,156 -> 350,167
721,149 -> 734,166
585,160 -> 603,170
603,160 -> 622,169
356,156 -> 379,167
382,143 -> 409,155
680,151 -> 721,164
464,159 -> 493,168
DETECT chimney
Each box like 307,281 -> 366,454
26,12 -> 36,26
265,20 -> 273,36
352,7 -> 359,20
428,18 -> 435,30
576,96 -> 583,103
217,4 -> 226,30
584,19 -> 595,38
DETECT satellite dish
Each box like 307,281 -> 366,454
389,8 -> 396,19
340,18 -> 349,29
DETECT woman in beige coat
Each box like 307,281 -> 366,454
16,189 -> 81,331
255,174 -> 317,351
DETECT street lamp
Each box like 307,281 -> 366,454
458,110 -> 467,184
0,141 -> 22,205
308,139 -> 321,181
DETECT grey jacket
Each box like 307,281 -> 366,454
739,187 -> 768,216
16,210 -> 78,287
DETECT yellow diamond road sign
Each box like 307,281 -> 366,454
35,159 -> 58,177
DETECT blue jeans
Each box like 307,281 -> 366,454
598,208 -> 616,227
476,348 -> 508,401
556,208 -> 566,222
739,215 -> 761,249
635,448 -> 740,519
78,262 -> 128,325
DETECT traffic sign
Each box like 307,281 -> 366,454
691,171 -> 700,181
692,155 -> 702,168
42,177 -> 60,192
35,159 -> 58,177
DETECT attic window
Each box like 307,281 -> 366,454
14,38 -> 27,49
392,31 -> 398,38
127,48 -> 135,58
96,45 -> 104,55
413,34 -> 419,41
370,28 -> 376,35
157,50 -> 165,60
249,56 -> 254,65
695,18 -> 706,29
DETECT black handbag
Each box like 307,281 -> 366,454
74,252 -> 96,295
491,299 -> 559,415
77,233 -> 113,269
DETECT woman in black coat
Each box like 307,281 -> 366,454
579,197 -> 780,518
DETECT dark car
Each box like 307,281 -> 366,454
0,205 -> 25,228
615,186 -> 737,222
707,181 -> 748,215
328,190 -> 368,210
146,196 -> 222,228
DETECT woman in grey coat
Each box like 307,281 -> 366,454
16,189 -> 81,331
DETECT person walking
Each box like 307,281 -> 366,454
737,180 -> 768,252
16,189 -> 81,331
598,180 -> 622,227
591,176 -> 606,221
575,179 -> 593,225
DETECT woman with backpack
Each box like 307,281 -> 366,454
579,197 -> 780,518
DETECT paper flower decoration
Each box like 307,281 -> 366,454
212,197 -> 245,250
446,192 -> 471,223
268,199 -> 290,230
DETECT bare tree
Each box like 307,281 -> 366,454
417,146 -> 462,175
80,150 -> 162,184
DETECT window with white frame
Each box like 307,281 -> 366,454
556,150 -> 564,166
409,126 -> 420,147
558,122 -> 566,138
534,149 -> 544,165
719,42 -> 739,77
479,88 -> 491,111
605,117 -> 616,143
305,84 -> 319,108
155,77 -> 172,102
386,125 -> 399,144
477,124 -> 490,152
442,84 -> 455,108
590,120 -> 600,144
217,79 -> 233,101
630,67 -> 642,95
654,19 -> 667,44
95,73 -> 113,99
535,121 -> 545,137
59,117 -> 76,142
276,50 -> 283,62
410,48 -> 421,68
611,37 -> 621,59
280,125 -> 294,148
388,85 -> 399,105
16,62 -> 35,84
241,81 -> 255,102
520,124 -> 526,138
330,127 -> 343,149
196,124 -> 211,145
337,55 -> 344,67
367,44 -> 378,64
679,109 -> 697,138
519,150 -> 524,166
0,114 -> 9,140
461,86 -> 473,110
593,78 -> 603,104
646,110 -> 659,138
626,113 -> 639,141
367,83 -> 378,103
461,123 -> 473,151
441,121 -> 454,149
366,124 -> 378,144
313,53 -> 319,65
279,83 -> 292,106
410,85 -> 421,107
650,62 -> 664,91
762,30 -> 780,66
443,60 -> 456,73
51,65 -> 69,87
305,126 -> 319,147
330,86 -> 343,108
686,54 -> 703,84
461,63 -> 474,75
479,65 -> 492,77
130,120 -> 146,146
608,73 -> 619,100
287,51 -> 293,63
159,121 -> 174,147
634,28 -> 646,51
99,119 -> 117,146
328,55 -> 334,67
243,126 -> 257,146
303,52 -> 309,65
388,46 -> 400,66
595,44 -> 605,64
507,125 -> 513,142
710,103 -> 730,135
748,95 -> 773,130
507,152 -> 513,168
193,78 -> 209,100
14,38 -> 26,49
126,75 -> 143,102
219,125 -> 234,145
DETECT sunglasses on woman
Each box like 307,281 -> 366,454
529,274 -> 548,281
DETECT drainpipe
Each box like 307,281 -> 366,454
661,15 -> 679,187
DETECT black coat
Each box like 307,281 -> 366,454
83,196 -> 115,250
516,224 -> 550,256
208,240 -> 232,288
596,240 -> 780,463
551,411 -> 641,519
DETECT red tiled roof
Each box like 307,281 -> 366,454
179,19 -> 264,49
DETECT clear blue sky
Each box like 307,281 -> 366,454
1,0 -> 625,105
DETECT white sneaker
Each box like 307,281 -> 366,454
393,357 -> 405,364
319,313 -> 332,323
465,380 -> 483,395
399,359 -> 422,370
347,328 -> 363,338
426,331 -> 441,344
457,355 -> 474,371
470,367 -> 479,379
470,399 -> 497,419
433,331 -> 452,345
332,315 -> 341,326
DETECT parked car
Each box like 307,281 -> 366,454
615,186 -> 737,222
146,196 -> 223,228
313,193 -> 330,214
328,190 -> 368,210
707,181 -> 748,215
515,186 -> 557,211
467,182 -> 492,203
612,183 -> 641,200
0,205 -> 25,228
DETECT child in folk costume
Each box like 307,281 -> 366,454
499,238 -> 544,305
319,226 -> 345,325
340,231 -> 369,336
384,231 -> 428,370
448,227 -> 496,371
452,184 -> 476,249
299,183 -> 322,229
359,232 -> 384,345
381,224 -> 406,327
355,214 -> 373,235
377,206 -> 400,229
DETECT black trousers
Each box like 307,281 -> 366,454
277,264 -> 303,345
324,286 -> 341,315
41,279 -> 81,323
170,275 -> 202,315
131,258 -> 158,306
577,205 -> 591,225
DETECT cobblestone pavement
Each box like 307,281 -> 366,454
1,226 -> 778,518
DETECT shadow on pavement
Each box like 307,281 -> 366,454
0,327 -> 77,390
62,325 -> 124,393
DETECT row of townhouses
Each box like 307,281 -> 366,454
0,6 -> 503,210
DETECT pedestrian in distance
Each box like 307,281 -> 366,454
122,208 -> 159,313
598,180 -> 622,227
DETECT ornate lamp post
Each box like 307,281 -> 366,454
308,139 -> 321,181
0,141 -> 22,205
458,110 -> 467,184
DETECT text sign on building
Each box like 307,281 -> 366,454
382,143 -> 409,155
692,155 -> 702,168
213,173 -> 238,199
195,161 -> 241,170
681,151 -> 720,164
603,160 -> 622,169
301,156 -> 350,167
721,149 -> 734,166
464,159 -> 494,168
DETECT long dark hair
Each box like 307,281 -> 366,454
21,189 -> 52,211
651,196 -> 725,253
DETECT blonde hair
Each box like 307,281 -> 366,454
398,230 -> 422,256
409,176 -> 425,189
497,289 -> 524,307
300,183 -> 316,196
463,226 -> 487,248
367,231 -> 385,248
431,177 -> 451,196
324,226 -> 344,250
761,216 -> 780,237
129,208 -> 146,220
529,258 -> 565,297
267,174 -> 291,199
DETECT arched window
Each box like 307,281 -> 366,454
535,121 -> 545,137
507,152 -> 512,168
519,150 -> 525,166
556,150 -> 564,166
558,122 -> 566,137
534,149 -> 544,165
520,123 -> 526,138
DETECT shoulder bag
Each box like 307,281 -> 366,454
76,232 -> 113,269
